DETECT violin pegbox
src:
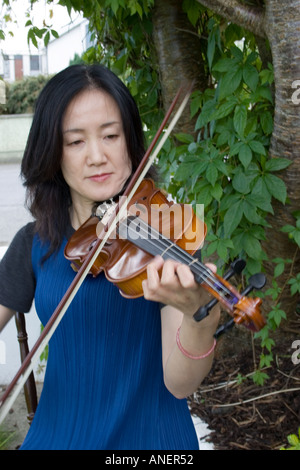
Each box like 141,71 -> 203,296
193,259 -> 267,337
94,199 -> 117,224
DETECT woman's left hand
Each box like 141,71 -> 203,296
142,255 -> 217,321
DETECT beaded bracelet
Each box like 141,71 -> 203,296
176,327 -> 216,360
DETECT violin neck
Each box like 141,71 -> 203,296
118,216 -> 236,307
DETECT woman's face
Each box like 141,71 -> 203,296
61,88 -> 132,224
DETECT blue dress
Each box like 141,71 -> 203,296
20,232 -> 199,450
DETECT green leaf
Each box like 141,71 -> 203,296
233,104 -> 247,137
248,192 -> 274,214
265,158 -> 291,172
207,29 -> 215,70
27,29 -> 38,48
243,232 -> 263,259
218,66 -> 243,100
251,370 -> 269,386
243,200 -> 264,224
44,31 -> 50,47
210,183 -> 223,201
223,200 -> 243,236
281,224 -> 296,233
238,143 -> 252,168
243,63 -> 259,91
264,174 -> 287,203
232,171 -> 251,194
288,274 -> 300,295
195,100 -> 216,129
206,164 -> 218,186
51,29 -> 59,39
274,262 -> 285,278
230,45 -> 243,61
287,434 -> 300,447
175,133 -> 195,144
210,98 -> 237,121
213,57 -> 233,72
294,231 -> 300,247
248,140 -> 266,155
260,111 -> 273,135
269,305 -> 287,327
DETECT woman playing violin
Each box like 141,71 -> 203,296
0,65 -> 220,450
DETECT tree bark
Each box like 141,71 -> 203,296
196,0 -> 266,38
152,0 -> 208,134
262,0 -> 300,320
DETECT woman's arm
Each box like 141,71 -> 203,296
142,256 -> 220,399
0,304 -> 15,333
160,304 -> 219,398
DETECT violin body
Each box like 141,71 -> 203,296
65,179 -> 207,298
65,178 -> 265,332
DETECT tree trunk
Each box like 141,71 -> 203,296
262,0 -> 300,320
152,0 -> 208,134
196,0 -> 266,38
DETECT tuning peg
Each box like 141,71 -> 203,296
241,273 -> 266,296
214,272 -> 266,338
193,258 -> 246,322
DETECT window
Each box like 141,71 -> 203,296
30,55 -> 40,72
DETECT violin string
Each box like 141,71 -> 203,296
127,217 -> 234,301
122,216 -> 235,302
123,216 -> 219,287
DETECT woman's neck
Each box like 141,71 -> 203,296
69,203 -> 93,230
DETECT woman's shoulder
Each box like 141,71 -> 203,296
0,222 -> 37,313
13,221 -> 36,243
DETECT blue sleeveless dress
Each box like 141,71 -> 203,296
20,232 -> 199,450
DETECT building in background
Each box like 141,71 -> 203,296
0,16 -> 93,82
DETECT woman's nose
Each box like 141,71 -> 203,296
86,139 -> 107,165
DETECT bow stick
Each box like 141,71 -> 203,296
0,83 -> 193,425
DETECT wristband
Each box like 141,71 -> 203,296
176,327 -> 216,360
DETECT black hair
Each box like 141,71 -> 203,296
21,64 -> 152,256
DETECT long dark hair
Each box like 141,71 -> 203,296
21,64 -> 151,256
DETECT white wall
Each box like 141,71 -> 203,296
46,20 -> 89,75
0,114 -> 32,162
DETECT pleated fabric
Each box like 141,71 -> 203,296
20,233 -> 199,450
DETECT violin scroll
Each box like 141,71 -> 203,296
195,261 -> 266,337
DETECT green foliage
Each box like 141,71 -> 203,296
160,19 -> 283,278
157,16 -> 296,386
0,75 -> 50,114
281,427 -> 300,450
0,427 -> 15,450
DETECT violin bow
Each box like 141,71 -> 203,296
0,83 -> 193,425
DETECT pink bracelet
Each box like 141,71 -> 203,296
176,327 -> 216,360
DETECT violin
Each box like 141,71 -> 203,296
65,178 -> 266,332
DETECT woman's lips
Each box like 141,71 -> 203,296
88,173 -> 112,182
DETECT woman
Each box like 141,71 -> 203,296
0,65 -> 220,450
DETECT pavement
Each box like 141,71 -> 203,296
0,163 -> 32,246
0,163 -> 214,450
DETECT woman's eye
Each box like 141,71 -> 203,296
106,134 -> 118,140
70,140 -> 83,146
